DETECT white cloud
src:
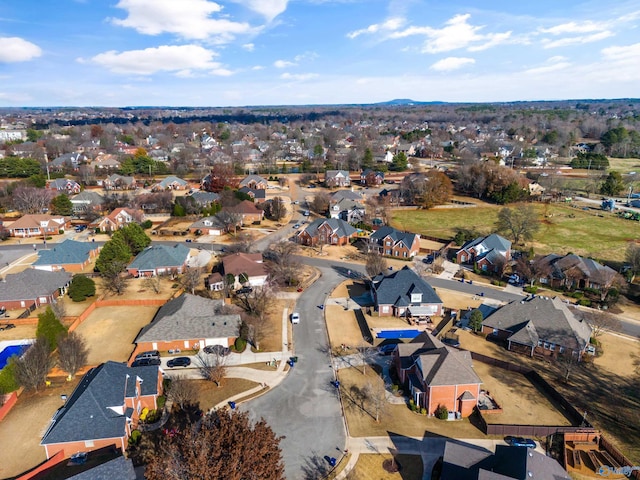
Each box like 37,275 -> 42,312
111,0 -> 253,40
87,44 -> 227,75
274,59 -> 296,68
347,17 -> 405,39
238,0 -> 289,22
0,37 -> 42,63
601,42 -> 640,61
252,65 -> 265,70
242,43 -> 255,52
539,20 -> 607,35
542,31 -> 613,49
280,72 -> 318,80
468,31 -> 512,52
524,57 -> 572,75
430,56 -> 475,71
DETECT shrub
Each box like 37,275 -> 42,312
0,360 -> 19,393
524,286 -> 538,294
420,407 -> 427,415
392,384 -> 399,393
234,337 -> 247,352
157,395 -> 166,410
68,275 -> 96,302
435,404 -> 449,420
578,299 -> 591,307
129,429 -> 142,446
141,220 -> 153,229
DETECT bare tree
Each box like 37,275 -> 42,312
625,242 -> 640,280
242,312 -> 269,351
577,309 -> 621,337
363,380 -> 388,422
557,351 -> 579,384
14,338 -> 52,392
181,267 -> 202,295
495,204 -> 540,245
216,211 -> 242,235
143,275 -> 162,294
357,342 -> 379,376
49,301 -> 67,322
167,375 -> 198,410
365,253 -> 387,278
266,196 -> 287,221
195,352 -> 227,387
265,241 -> 301,287
225,232 -> 253,254
102,270 -> 128,295
56,332 -> 88,379
235,285 -> 276,318
12,186 -> 54,214
591,268 -> 623,303
310,192 -> 330,215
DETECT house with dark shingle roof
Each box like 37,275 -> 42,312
70,190 -> 105,215
221,200 -> 264,225
536,253 -> 619,292
102,173 -> 136,190
295,218 -> 358,247
441,442 -> 570,480
33,239 -> 100,272
330,189 -> 364,203
392,332 -> 481,417
0,269 -> 72,311
190,190 -> 220,207
47,178 -> 81,194
40,361 -> 163,459
221,252 -> 268,289
127,244 -> 190,277
328,197 -> 365,223
189,215 -> 227,236
371,266 -> 443,317
368,226 -> 421,259
482,296 -> 592,360
324,170 -> 351,187
360,168 -> 385,186
134,293 -> 240,352
456,233 -> 511,273
238,186 -> 267,203
239,174 -> 268,190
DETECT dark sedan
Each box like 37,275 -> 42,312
131,357 -> 161,367
167,357 -> 191,368
505,436 -> 536,448
204,345 -> 231,356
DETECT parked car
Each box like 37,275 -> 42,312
441,337 -> 460,348
293,224 -> 301,229
303,210 -> 310,216
167,357 -> 191,368
135,350 -> 160,360
423,254 -> 434,264
204,345 -> 230,356
0,323 -> 16,331
291,312 -> 300,324
236,286 -> 253,294
131,357 -> 161,367
505,436 -> 536,448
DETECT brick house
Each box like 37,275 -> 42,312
368,226 -> 421,259
47,178 -> 81,195
189,215 -> 226,236
92,207 -> 144,232
535,253 -> 619,291
295,218 -> 357,247
393,332 -> 481,417
238,186 -> 267,203
360,169 -> 385,186
7,214 -> 69,238
102,174 -> 136,190
481,296 -> 592,360
221,200 -> 264,226
40,361 -> 163,459
239,174 -> 268,190
152,175 -> 189,191
0,269 -> 72,311
371,266 -> 443,317
32,239 -> 100,272
127,244 -> 190,277
456,233 -> 511,273
324,170 -> 351,187
134,293 -> 241,352
221,252 -> 268,289
70,190 -> 104,215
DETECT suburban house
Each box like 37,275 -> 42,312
371,266 -> 443,317
152,176 -> 189,191
221,252 -> 268,289
456,233 -> 512,272
481,296 -> 592,360
189,190 -> 220,207
40,361 -> 163,459
205,272 -> 224,291
535,253 -> 619,291
221,200 -> 264,225
330,189 -> 364,204
6,214 -> 69,238
238,186 -> 267,203
127,244 -> 190,277
134,293 -> 241,352
440,442 -> 570,479
0,269 -> 72,311
32,239 -> 100,272
328,198 -> 365,223
102,174 -> 136,190
189,215 -> 227,236
70,190 -> 104,215
393,332 -> 481,417
239,174 -> 268,190
49,152 -> 88,172
92,207 -> 144,232
47,178 -> 81,195
360,169 -> 385,186
295,218 -> 358,247
92,153 -> 121,171
368,226 -> 421,259
324,170 -> 351,187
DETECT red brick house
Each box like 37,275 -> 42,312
239,174 -> 268,190
371,266 -> 443,317
40,361 -> 163,459
456,233 -> 511,273
92,207 -> 144,232
32,239 -> 100,272
221,252 -> 268,289
393,332 -> 481,417
221,200 -> 264,226
0,269 -> 72,311
6,214 -> 69,238
295,218 -> 357,247
368,226 -> 420,259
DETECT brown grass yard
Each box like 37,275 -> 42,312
390,202 -> 638,262
193,378 -> 261,412
349,454 -> 423,480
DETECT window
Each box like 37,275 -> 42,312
85,440 -> 94,447
559,346 -> 565,354
394,251 -> 399,257
550,343 -> 555,351
537,340 -> 543,347
543,342 -> 550,350
385,249 -> 391,255
382,306 -> 389,313
410,293 -> 422,303
403,251 -> 408,258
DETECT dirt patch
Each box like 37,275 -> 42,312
351,454 -> 423,480
73,305 -> 160,364
0,378 -> 81,479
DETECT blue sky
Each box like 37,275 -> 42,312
1,0 -> 639,107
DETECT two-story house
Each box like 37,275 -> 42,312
368,226 -> 421,259
295,218 -> 358,247
324,170 -> 351,188
456,233 -> 511,273
371,266 -> 443,318
92,207 -> 144,232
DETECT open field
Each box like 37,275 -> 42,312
607,157 -> 640,175
391,202 -> 638,262
350,454 -> 423,480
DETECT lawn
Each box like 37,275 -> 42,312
349,454 -> 423,480
390,202 -> 638,262
193,378 -> 261,412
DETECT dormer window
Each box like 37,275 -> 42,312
410,293 -> 422,303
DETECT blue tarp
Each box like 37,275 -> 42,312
376,330 -> 421,339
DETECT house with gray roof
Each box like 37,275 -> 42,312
371,266 -> 443,317
50,152 -> 88,172
190,190 -> 220,207
40,361 -> 162,459
239,174 -> 269,190
47,178 -> 81,194
441,442 -> 570,480
368,226 -> 421,259
482,296 -> 592,360
536,253 -> 619,292
295,218 -> 358,247
134,293 -> 240,352
127,244 -> 190,277
152,175 -> 189,191
0,269 -> 72,311
330,189 -> 363,203
456,233 -> 512,273
70,190 -> 104,214
238,186 -> 267,203
392,332 -> 481,417
189,215 -> 227,236
324,170 -> 351,187
33,239 -> 100,272
102,173 -> 136,190
328,197 -> 365,223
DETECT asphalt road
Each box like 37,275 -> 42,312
240,265 -> 346,480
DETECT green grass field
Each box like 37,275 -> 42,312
390,202 -> 639,263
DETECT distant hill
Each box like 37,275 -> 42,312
371,99 -> 447,106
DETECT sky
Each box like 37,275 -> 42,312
0,0 -> 639,107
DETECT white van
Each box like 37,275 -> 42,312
291,312 -> 300,324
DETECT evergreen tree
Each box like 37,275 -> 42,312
95,235 -> 132,273
36,307 -> 67,351
68,275 -> 96,302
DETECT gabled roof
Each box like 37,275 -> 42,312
190,191 -> 220,205
416,348 -> 481,386
33,239 -> 98,267
135,293 -> 240,342
0,269 -> 72,302
66,455 -> 136,480
460,233 -> 511,255
222,200 -> 262,215
298,218 -> 357,238
41,361 -> 159,445
330,190 -> 363,202
239,174 -> 268,187
222,252 -> 267,278
106,173 -> 135,185
49,178 -> 80,190
482,296 -> 592,352
8,214 -> 67,230
325,169 -> 350,179
373,266 -> 442,307
190,215 -> 226,230
239,186 -> 267,199
128,244 -> 190,271
370,226 -> 418,249
539,253 -> 617,283
71,190 -> 104,204
156,176 -> 188,188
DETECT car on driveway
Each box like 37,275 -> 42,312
204,345 -> 231,356
441,337 -> 460,348
293,224 -> 300,229
167,357 -> 191,368
236,286 -> 253,295
505,436 -> 536,448
131,357 -> 161,367
0,323 -> 15,331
